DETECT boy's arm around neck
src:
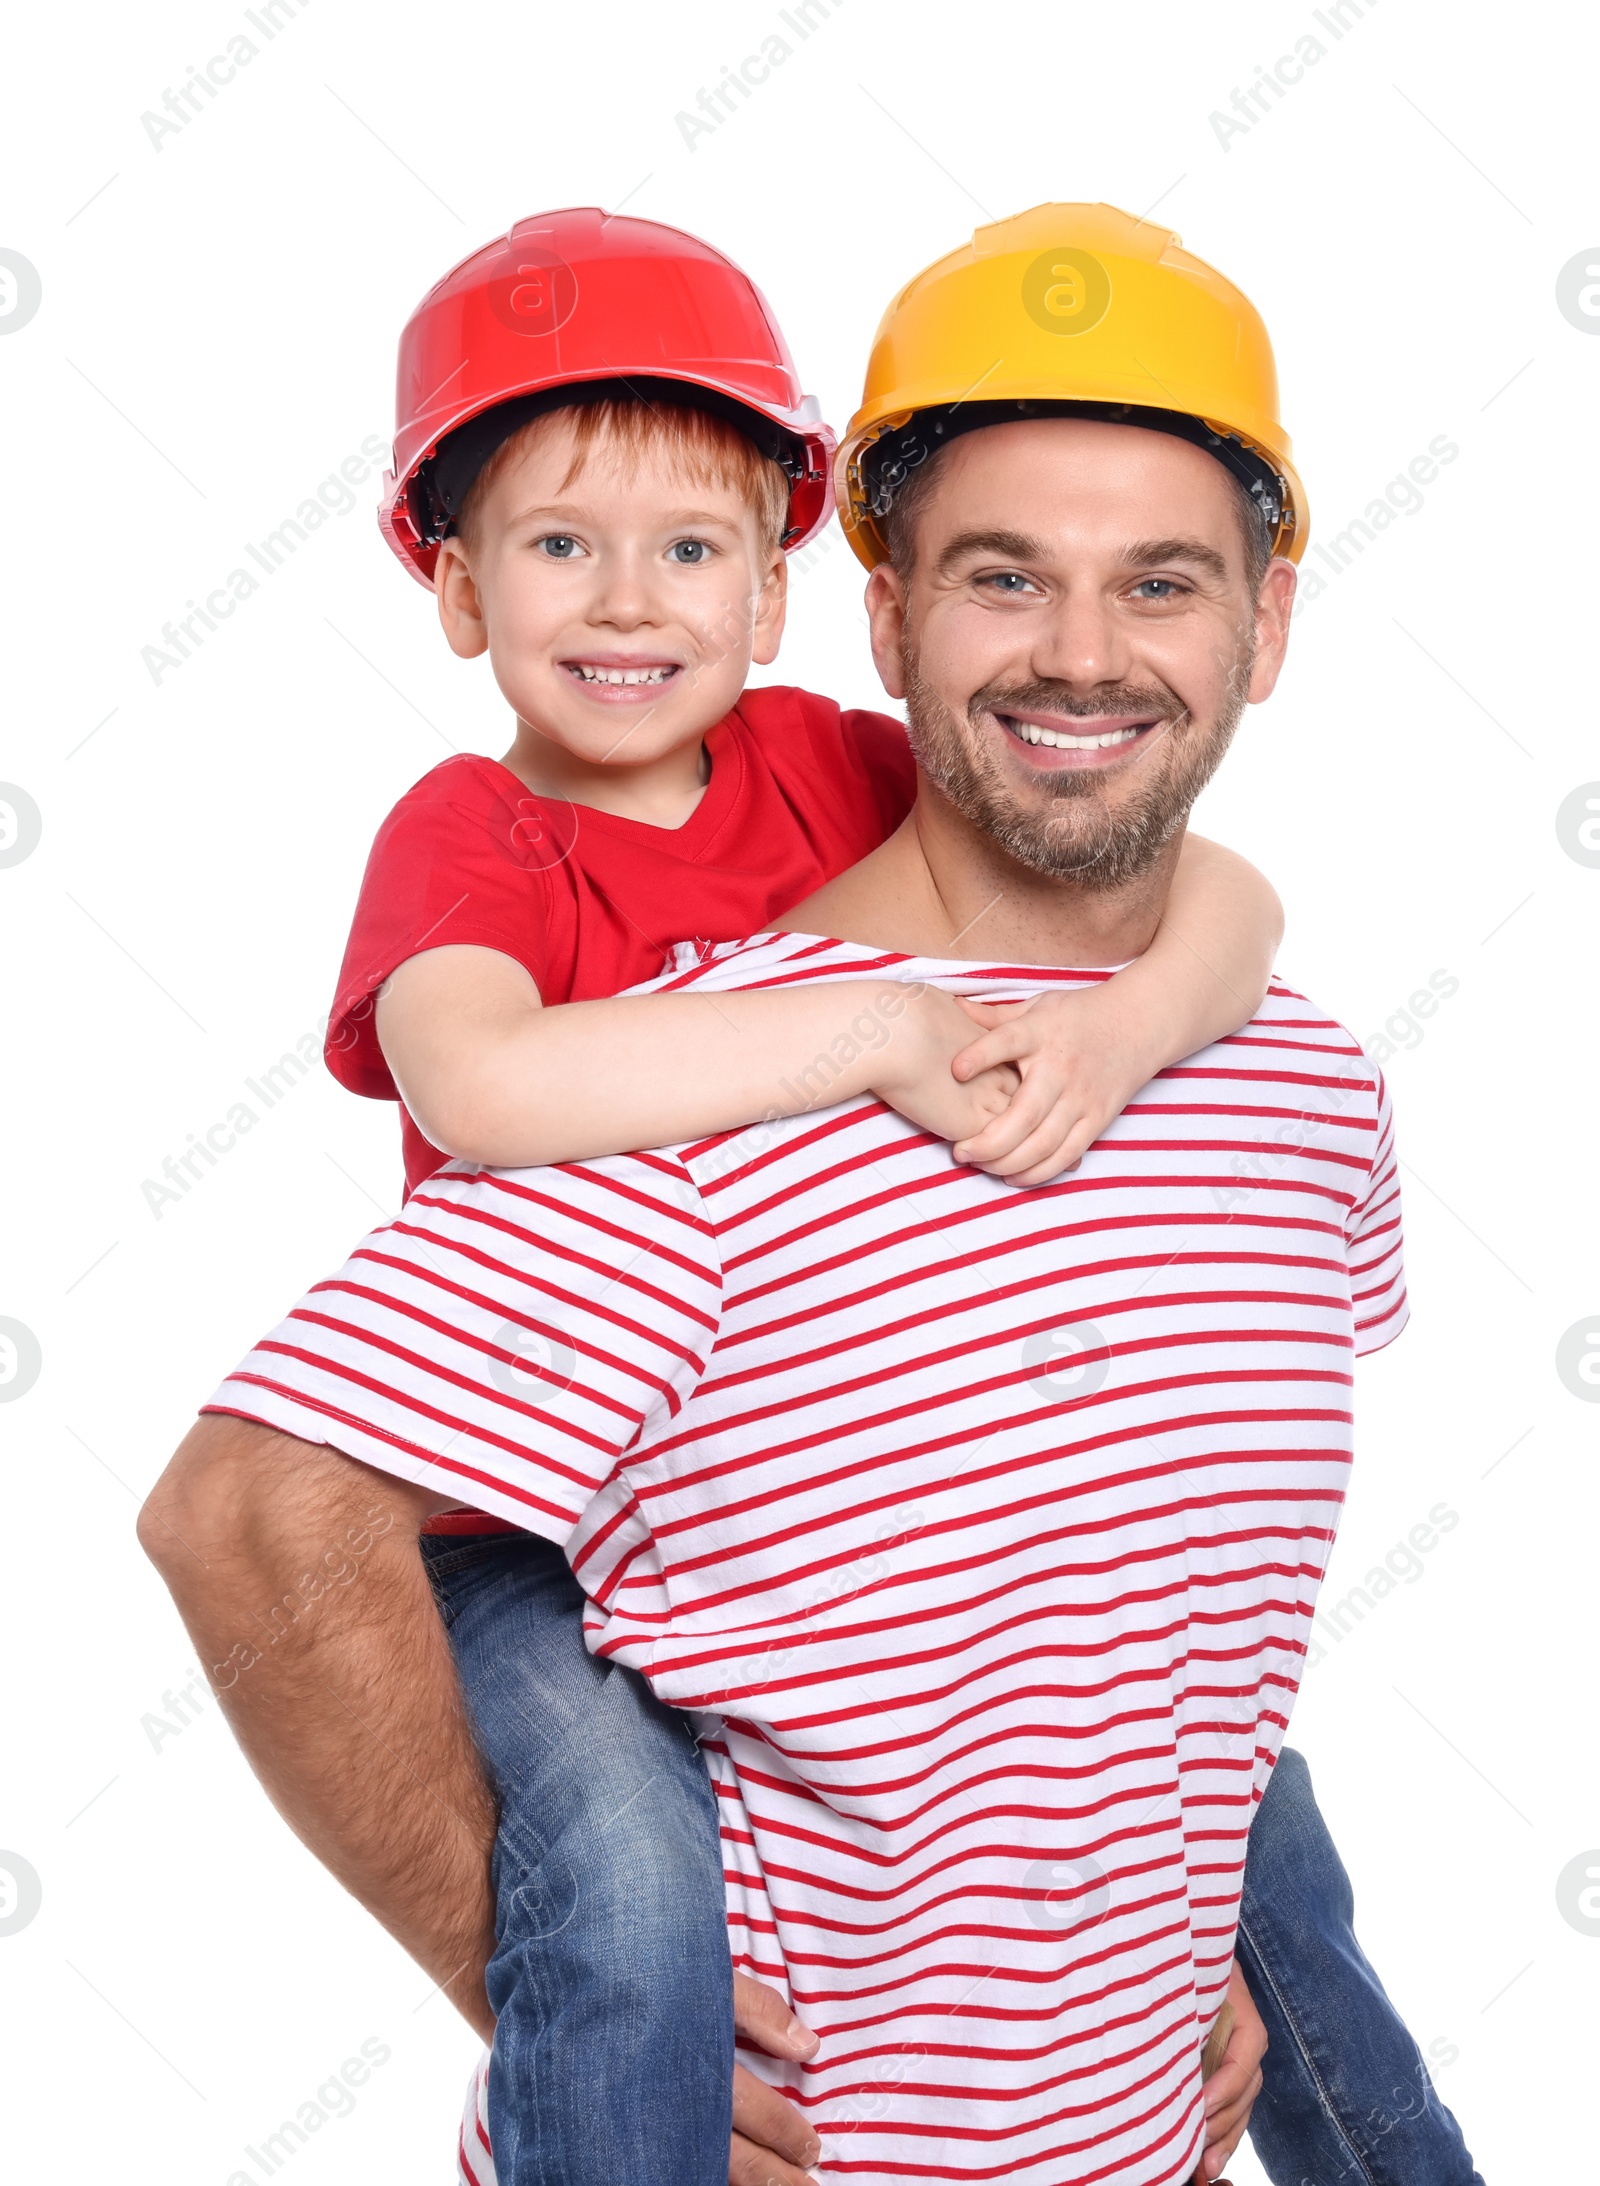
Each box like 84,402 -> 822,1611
944,834 -> 1284,1187
1115,830 -> 1285,1074
376,942 -> 1019,1168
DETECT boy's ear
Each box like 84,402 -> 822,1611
435,538 -> 489,659
749,546 -> 788,669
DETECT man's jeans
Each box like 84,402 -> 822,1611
424,1531 -> 1484,2186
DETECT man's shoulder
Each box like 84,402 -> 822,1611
1236,979 -> 1383,1087
409,1147 -> 721,1260
1208,976 -> 1391,1142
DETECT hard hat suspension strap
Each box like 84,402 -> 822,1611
414,377 -> 813,547
860,399 -> 1286,548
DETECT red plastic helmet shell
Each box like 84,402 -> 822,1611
379,208 -> 835,584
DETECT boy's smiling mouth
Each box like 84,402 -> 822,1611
563,655 -> 682,692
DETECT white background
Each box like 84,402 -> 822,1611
2,0 -> 1596,2178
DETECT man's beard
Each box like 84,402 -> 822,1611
901,640 -> 1254,892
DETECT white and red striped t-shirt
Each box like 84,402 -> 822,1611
212,935 -> 1406,2186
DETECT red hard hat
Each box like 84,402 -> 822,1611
379,207 -> 835,585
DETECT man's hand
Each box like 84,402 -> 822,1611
947,984 -> 1164,1186
870,984 -> 1020,1145
1196,1960 -> 1267,2181
729,1972 -> 822,2186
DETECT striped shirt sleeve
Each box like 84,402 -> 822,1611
206,1154 -> 723,1539
1346,1068 -> 1408,1354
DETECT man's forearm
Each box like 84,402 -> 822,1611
140,1416 -> 499,2040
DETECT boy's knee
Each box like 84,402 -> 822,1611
502,1786 -> 718,1912
1251,1745 -> 1357,1924
493,1770 -> 724,1977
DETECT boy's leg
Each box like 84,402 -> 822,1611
422,1531 -> 732,2186
1236,1745 -> 1485,2186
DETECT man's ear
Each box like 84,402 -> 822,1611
1245,557 -> 1297,704
435,538 -> 489,659
864,564 -> 909,701
750,548 -> 789,667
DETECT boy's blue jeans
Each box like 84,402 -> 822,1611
423,1530 -> 1485,2186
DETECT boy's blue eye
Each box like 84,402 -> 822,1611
539,535 -> 579,558
670,539 -> 710,565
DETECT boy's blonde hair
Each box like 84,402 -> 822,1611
457,398 -> 791,559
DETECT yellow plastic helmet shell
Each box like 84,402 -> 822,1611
836,202 -> 1307,569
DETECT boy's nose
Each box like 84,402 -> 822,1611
587,550 -> 662,629
590,579 -> 652,629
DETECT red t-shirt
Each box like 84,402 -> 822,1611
326,685 -> 916,1196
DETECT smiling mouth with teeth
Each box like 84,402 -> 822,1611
1006,720 -> 1149,749
566,663 -> 679,686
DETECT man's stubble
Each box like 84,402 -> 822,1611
900,632 -> 1255,893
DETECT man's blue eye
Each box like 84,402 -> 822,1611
671,540 -> 710,564
1132,578 -> 1181,599
540,536 -> 579,558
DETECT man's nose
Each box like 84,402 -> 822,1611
1028,587 -> 1131,691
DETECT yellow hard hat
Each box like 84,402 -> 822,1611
836,202 -> 1308,569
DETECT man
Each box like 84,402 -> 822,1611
142,208 -> 1482,2185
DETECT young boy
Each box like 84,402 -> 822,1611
332,210 -> 1282,2185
